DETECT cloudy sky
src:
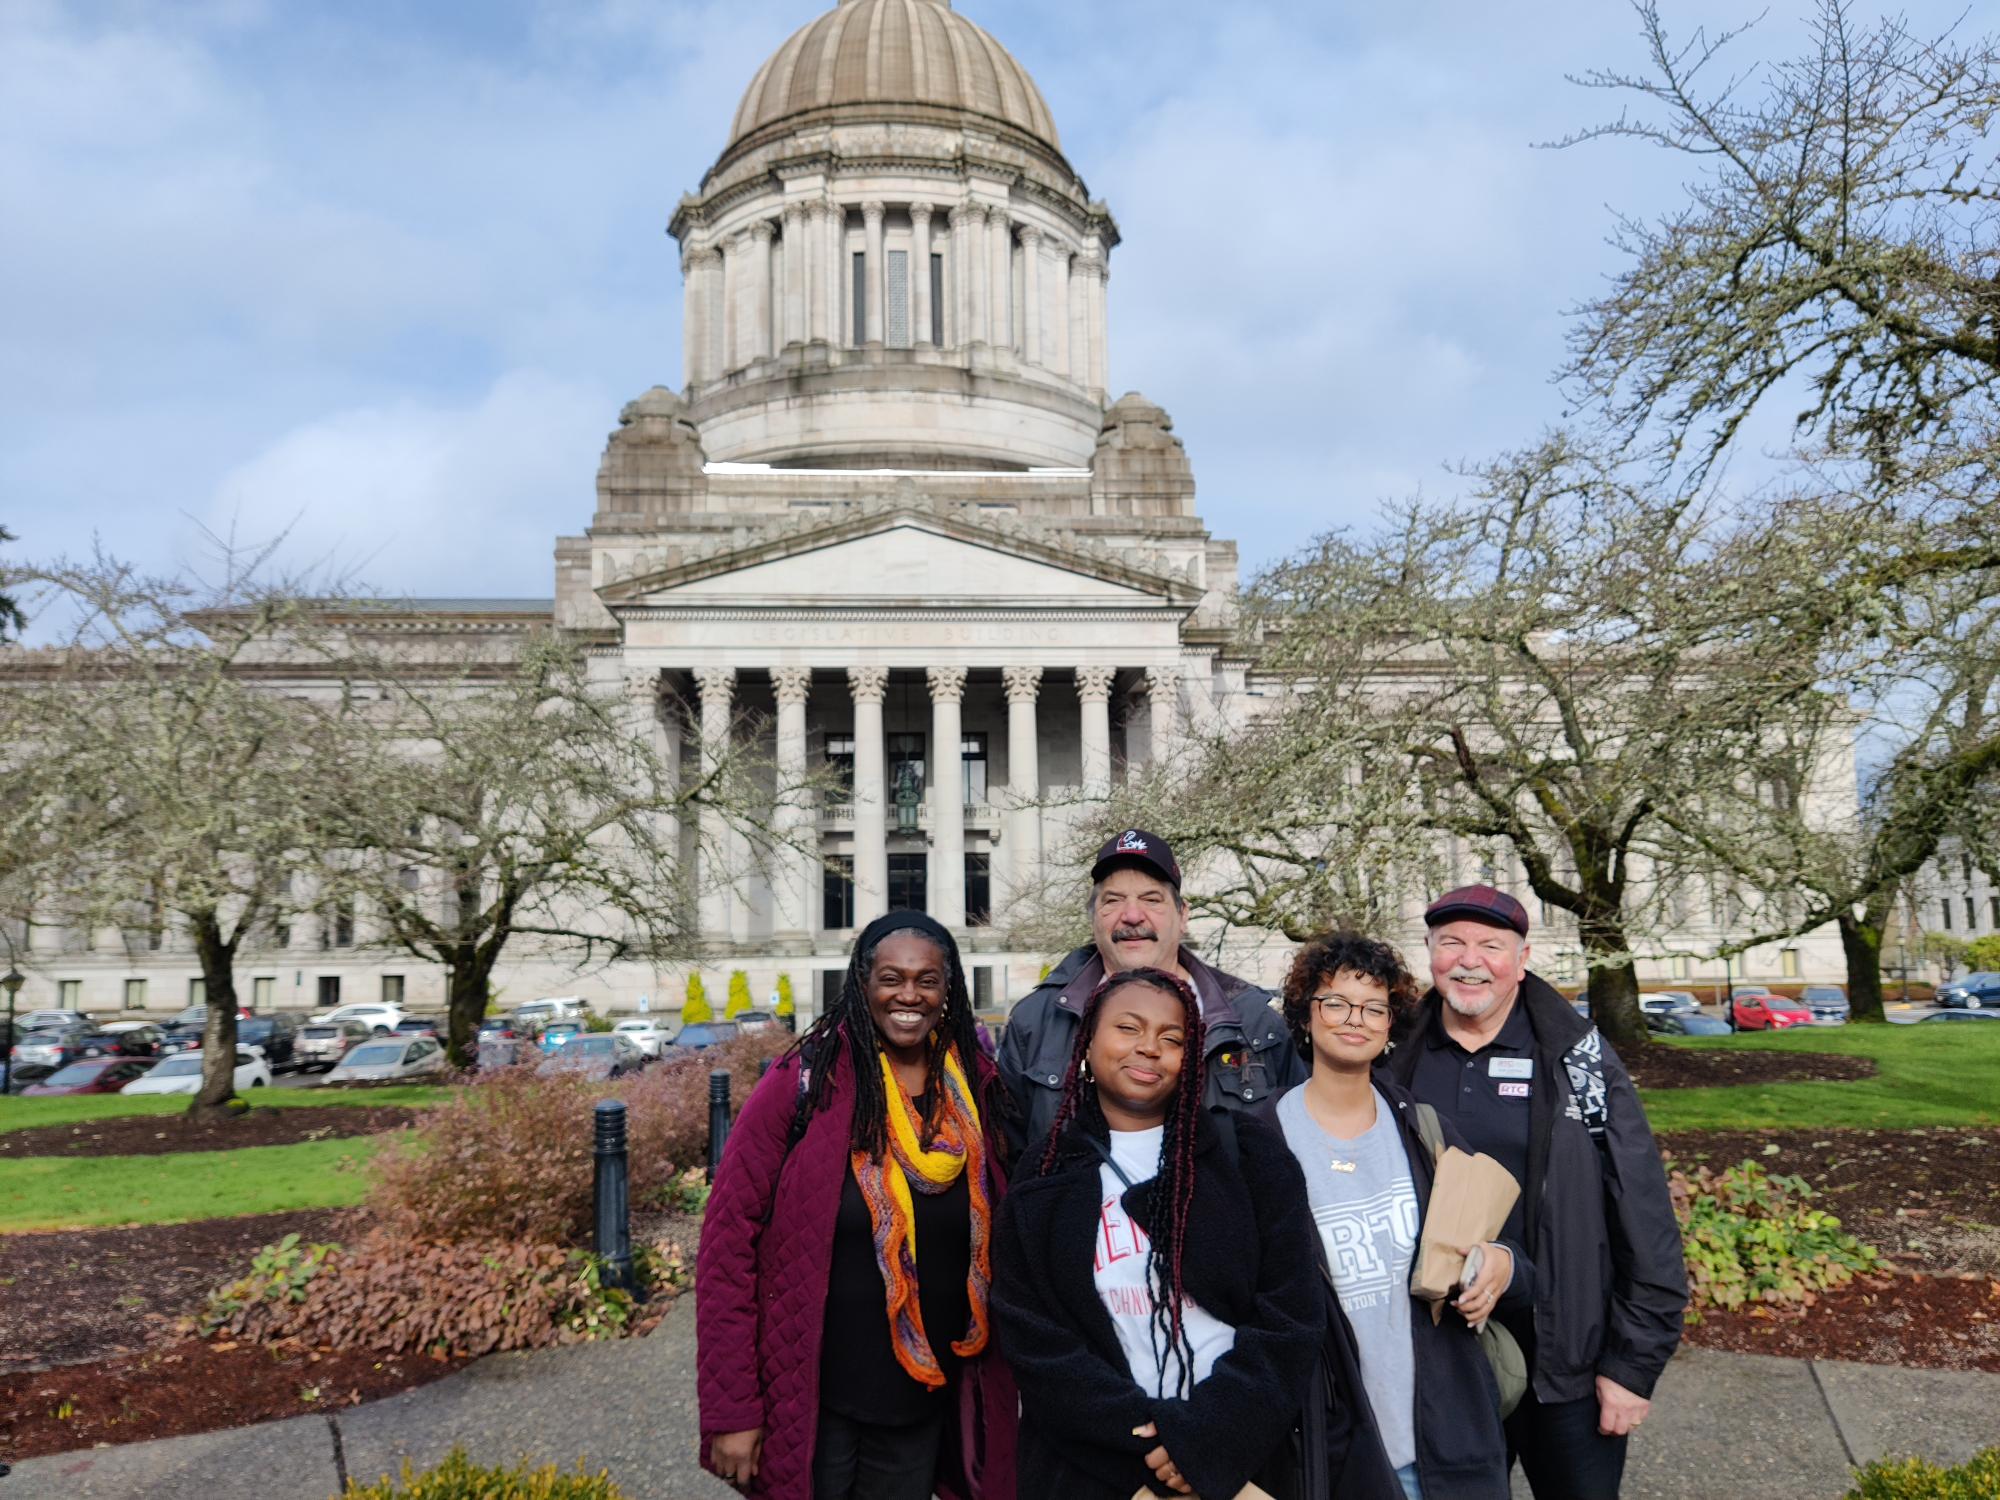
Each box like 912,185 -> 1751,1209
1,0 -> 1969,606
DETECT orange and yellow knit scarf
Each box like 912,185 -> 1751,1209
849,1047 -> 993,1389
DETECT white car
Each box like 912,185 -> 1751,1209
612,1019 -> 668,1058
326,1035 -> 448,1084
516,997 -> 589,1028
121,1047 -> 273,1095
320,1004 -> 406,1035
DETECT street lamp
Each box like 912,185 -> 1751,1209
1,969 -> 23,1096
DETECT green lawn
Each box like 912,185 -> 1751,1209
1638,1022 -> 2000,1132
0,1134 -> 395,1231
0,1084 -> 450,1134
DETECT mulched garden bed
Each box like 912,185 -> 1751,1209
1682,1270 -> 2000,1371
0,1337 -> 471,1461
0,1105 -> 420,1159
0,1208 -> 355,1371
1626,1046 -> 1877,1090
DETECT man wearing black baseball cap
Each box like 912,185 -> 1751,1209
996,828 -> 1304,1156
1381,886 -> 1685,1500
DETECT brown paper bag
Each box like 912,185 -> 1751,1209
1409,1145 -> 1520,1322
1131,1485 -> 1276,1500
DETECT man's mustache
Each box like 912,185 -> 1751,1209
1112,924 -> 1157,942
1447,967 -> 1492,983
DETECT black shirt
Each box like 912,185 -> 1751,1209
1407,997 -> 1537,1250
818,1112 -> 975,1426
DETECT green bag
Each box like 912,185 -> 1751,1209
1411,1102 -> 1530,1419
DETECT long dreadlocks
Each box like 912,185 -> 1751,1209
1037,965 -> 1207,1396
792,909 -> 993,1157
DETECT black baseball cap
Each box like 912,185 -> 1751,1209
1090,828 -> 1182,890
1423,884 -> 1530,937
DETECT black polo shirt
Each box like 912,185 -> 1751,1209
1408,996 -> 1536,1248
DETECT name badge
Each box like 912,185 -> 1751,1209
1489,1057 -> 1534,1080
1497,1081 -> 1531,1099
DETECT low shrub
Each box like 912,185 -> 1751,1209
1843,1446 -> 2000,1499
726,970 -> 752,1017
682,974 -> 712,1023
1669,1159 -> 1881,1321
341,1447 -> 625,1499
583,1012 -> 614,1033
200,1232 -> 338,1337
775,972 -> 795,1019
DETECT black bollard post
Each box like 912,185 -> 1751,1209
593,1099 -> 634,1295
707,1068 -> 732,1171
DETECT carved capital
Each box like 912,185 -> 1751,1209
861,200 -> 886,224
925,665 -> 969,704
949,202 -> 981,230
1002,665 -> 1043,705
1075,665 -> 1117,703
1018,224 -> 1042,248
771,665 -> 812,706
984,204 -> 1009,229
847,664 -> 890,704
750,219 -> 777,244
694,667 -> 736,706
624,668 -> 662,704
909,200 -> 934,226
782,200 -> 807,226
1144,665 -> 1177,699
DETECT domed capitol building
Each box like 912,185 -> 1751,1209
23,0 -> 1852,1022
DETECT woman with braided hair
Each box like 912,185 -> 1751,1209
992,966 -> 1321,1500
696,911 -> 1017,1500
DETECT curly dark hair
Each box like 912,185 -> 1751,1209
1037,966 -> 1207,1396
1280,931 -> 1422,1062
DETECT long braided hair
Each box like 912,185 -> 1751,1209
793,909 -> 992,1157
1037,965 -> 1207,1394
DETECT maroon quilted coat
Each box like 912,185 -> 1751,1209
695,1036 -> 1019,1500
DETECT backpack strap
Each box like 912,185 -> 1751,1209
1411,1100 -> 1445,1164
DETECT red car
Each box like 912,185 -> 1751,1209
20,1056 -> 159,1095
1728,990 -> 1813,1031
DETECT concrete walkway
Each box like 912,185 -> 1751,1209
6,1301 -> 1996,1500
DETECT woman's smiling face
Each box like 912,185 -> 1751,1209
866,932 -> 948,1063
1086,978 -> 1188,1127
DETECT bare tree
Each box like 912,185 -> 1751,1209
0,527 -> 23,641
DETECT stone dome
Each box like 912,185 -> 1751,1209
727,0 -> 1061,157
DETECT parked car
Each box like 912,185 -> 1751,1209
167,1003 -> 252,1029
22,1057 -> 159,1095
321,1004 -> 405,1035
1639,991 -> 1702,1018
1935,973 -> 2000,1010
1650,1010 -> 1733,1037
537,1033 -> 647,1080
393,1016 -> 444,1041
671,1021 -> 739,1050
158,1021 -> 206,1055
1920,1009 -> 2000,1023
16,1008 -> 90,1032
294,1019 -> 373,1072
233,1015 -> 301,1071
516,998 -> 590,1029
733,1011 -> 781,1035
1798,985 -> 1850,1024
538,1020 -> 587,1056
326,1036 -> 449,1085
10,1022 -> 119,1072
612,1018 -> 669,1058
5,1064 -> 58,1094
1728,991 -> 1813,1031
122,1048 -> 272,1095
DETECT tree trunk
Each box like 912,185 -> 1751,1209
1578,906 -> 1647,1050
190,911 -> 242,1115
1837,908 -> 1889,1024
445,946 -> 496,1069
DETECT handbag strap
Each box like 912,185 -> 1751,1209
1082,1130 -> 1140,1191
1411,1100 -> 1445,1164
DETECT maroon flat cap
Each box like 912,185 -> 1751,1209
1424,884 -> 1530,937
1090,828 -> 1182,890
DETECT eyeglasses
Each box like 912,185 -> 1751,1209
1312,996 -> 1392,1026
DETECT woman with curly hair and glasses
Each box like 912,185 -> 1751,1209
1251,932 -> 1534,1500
697,912 -> 1017,1500
991,966 -> 1320,1500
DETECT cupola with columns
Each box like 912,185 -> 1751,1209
667,0 -> 1118,471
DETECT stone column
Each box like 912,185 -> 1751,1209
681,247 -> 705,387
749,220 -> 776,364
803,202 -> 826,343
782,203 -> 807,347
1077,666 -> 1115,798
862,201 -> 886,346
1146,664 -> 1177,768
951,202 -> 981,347
927,666 -> 968,926
1002,666 -> 1043,907
1019,224 -> 1042,367
1085,247 -> 1109,393
911,201 -> 934,348
988,207 -> 1011,351
824,199 -> 844,345
694,667 -> 736,948
1050,242 -> 1071,380
771,667 -> 815,939
1068,250 -> 1088,385
702,248 -> 726,379
848,665 -> 890,925
721,231 -> 744,371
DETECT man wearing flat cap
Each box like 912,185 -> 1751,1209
1382,886 -> 1686,1500
996,827 -> 1304,1157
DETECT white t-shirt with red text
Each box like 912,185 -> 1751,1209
1092,1125 -> 1238,1399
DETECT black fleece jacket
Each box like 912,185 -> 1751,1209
991,1109 -> 1321,1500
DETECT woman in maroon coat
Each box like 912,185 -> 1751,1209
697,911 -> 1017,1500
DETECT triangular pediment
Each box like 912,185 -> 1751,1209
599,506 -> 1199,611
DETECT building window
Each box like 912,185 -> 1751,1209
1780,948 -> 1800,979
189,977 -> 206,1007
1671,955 -> 1690,980
1967,896 -> 1977,929
886,249 -> 909,347
823,855 -> 855,930
123,977 -> 146,1010
1991,895 -> 1999,928
253,976 -> 275,1009
317,976 -> 341,1009
825,734 -> 856,803
888,733 -> 925,802
1964,853 -> 1974,882
961,733 -> 989,806
888,853 -> 927,913
1941,898 -> 1953,930
965,853 -> 992,927
322,900 -> 355,949
58,978 -> 82,1009
820,968 -> 844,1014
382,975 -> 405,1006
851,252 -> 866,344
931,253 -> 945,346
973,965 -> 994,1009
